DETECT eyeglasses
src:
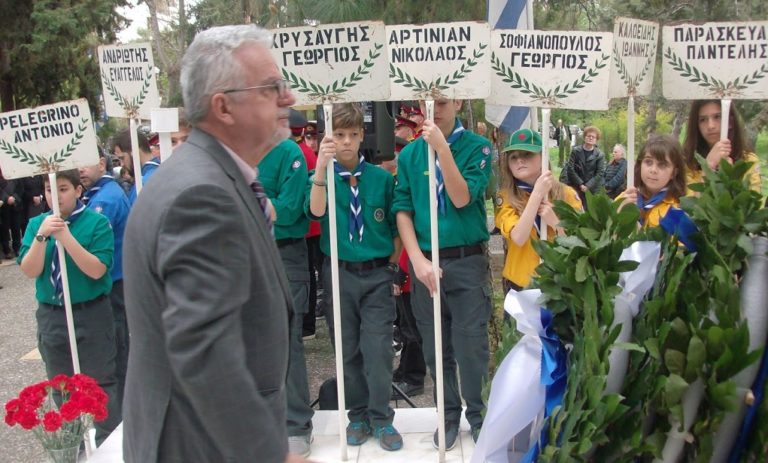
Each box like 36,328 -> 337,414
223,79 -> 290,99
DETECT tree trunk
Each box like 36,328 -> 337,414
146,0 -> 172,104
0,42 -> 14,111
645,98 -> 658,136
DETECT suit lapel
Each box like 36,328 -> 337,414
186,130 -> 293,304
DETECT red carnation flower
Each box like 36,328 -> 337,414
42,411 -> 62,432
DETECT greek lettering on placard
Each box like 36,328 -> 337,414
685,43 -> 767,60
0,104 -> 81,143
617,22 -> 657,41
281,46 -> 361,66
387,26 -> 471,45
673,25 -> 767,42
622,42 -> 652,58
498,33 -> 603,52
390,46 -> 467,63
509,52 -> 588,70
100,47 -> 150,64
109,67 -> 145,82
273,25 -> 371,49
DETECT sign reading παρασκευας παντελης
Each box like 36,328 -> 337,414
488,30 -> 613,110
271,21 -> 390,105
387,22 -> 491,101
0,99 -> 98,179
98,43 -> 160,119
609,17 -> 659,99
662,21 -> 768,100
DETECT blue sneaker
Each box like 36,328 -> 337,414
346,421 -> 372,446
374,424 -> 403,451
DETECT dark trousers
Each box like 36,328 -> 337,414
303,235 -> 323,335
411,253 -> 492,428
109,279 -> 128,406
323,259 -> 396,427
0,206 -> 22,255
393,292 -> 426,386
36,295 -> 121,445
279,239 -> 314,436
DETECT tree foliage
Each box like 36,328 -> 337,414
0,0 -> 128,112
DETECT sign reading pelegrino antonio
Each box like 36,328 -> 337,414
488,30 -> 613,110
271,21 -> 390,105
0,99 -> 98,179
387,21 -> 491,100
663,21 -> 768,99
98,42 -> 160,119
609,17 -> 659,99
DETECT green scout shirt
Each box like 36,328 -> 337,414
258,139 -> 309,240
19,208 -> 114,305
306,162 -> 397,262
392,129 -> 492,250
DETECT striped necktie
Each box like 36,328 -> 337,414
515,180 -> 541,233
636,188 -> 669,225
50,201 -> 87,303
334,157 -> 366,242
435,119 -> 465,215
250,180 -> 273,235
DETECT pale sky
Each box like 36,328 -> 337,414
117,0 -> 150,43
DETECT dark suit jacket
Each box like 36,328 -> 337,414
122,129 -> 292,463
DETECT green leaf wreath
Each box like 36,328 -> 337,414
100,66 -> 154,118
664,47 -> 768,99
283,44 -> 384,101
613,42 -> 657,97
0,118 -> 89,172
389,44 -> 487,99
491,52 -> 610,107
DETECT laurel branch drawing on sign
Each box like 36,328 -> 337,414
389,44 -> 488,99
283,44 -> 384,102
100,66 -> 154,119
0,118 -> 89,172
664,47 -> 768,98
491,52 -> 610,106
613,42 -> 657,97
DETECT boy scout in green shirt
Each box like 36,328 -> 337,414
18,169 -> 121,445
392,99 -> 493,450
307,103 -> 403,452
257,139 -> 314,458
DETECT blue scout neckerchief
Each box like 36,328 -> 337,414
250,179 -> 273,235
50,201 -> 87,303
435,119 -> 465,215
81,175 -> 115,205
515,179 -> 541,234
636,187 -> 668,226
334,156 -> 366,242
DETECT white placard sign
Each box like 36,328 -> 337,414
609,17 -> 659,98
271,21 -> 390,105
488,30 -> 613,109
387,22 -> 491,100
98,42 -> 160,119
0,99 -> 98,179
663,21 -> 768,99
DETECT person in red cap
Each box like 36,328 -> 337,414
408,107 -> 425,138
395,116 -> 417,142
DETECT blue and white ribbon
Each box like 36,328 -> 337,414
50,201 -> 87,302
334,157 -> 366,242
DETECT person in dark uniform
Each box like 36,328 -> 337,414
393,98 -> 493,449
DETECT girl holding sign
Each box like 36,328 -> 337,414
682,100 -> 762,193
618,135 -> 687,228
495,128 -> 582,294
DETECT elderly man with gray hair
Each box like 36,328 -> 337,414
604,143 -> 628,199
122,24 -> 310,463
